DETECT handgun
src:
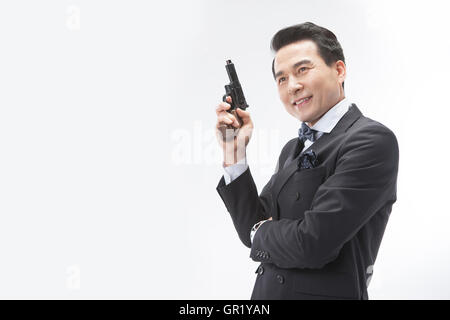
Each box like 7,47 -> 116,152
218,60 -> 249,141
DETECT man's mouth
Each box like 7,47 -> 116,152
292,96 -> 312,108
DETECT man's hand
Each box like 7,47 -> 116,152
215,96 -> 254,166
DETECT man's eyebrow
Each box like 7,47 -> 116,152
274,59 -> 312,79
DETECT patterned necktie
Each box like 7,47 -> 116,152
298,122 -> 319,143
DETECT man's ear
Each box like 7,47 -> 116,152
336,60 -> 346,85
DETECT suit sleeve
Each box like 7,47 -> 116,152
216,139 -> 296,248
250,124 -> 399,269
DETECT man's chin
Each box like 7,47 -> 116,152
295,113 -> 310,123
288,108 -> 311,123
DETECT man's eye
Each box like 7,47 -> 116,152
278,77 -> 286,84
298,67 -> 307,73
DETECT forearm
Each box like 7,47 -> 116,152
217,167 -> 271,248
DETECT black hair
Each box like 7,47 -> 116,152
271,22 -> 345,89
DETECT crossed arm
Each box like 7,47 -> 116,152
217,124 -> 399,269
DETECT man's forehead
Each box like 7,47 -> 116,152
274,40 -> 318,71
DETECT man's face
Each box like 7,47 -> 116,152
274,40 -> 346,127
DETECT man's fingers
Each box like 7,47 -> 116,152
216,96 -> 233,115
217,111 -> 240,127
216,102 -> 231,115
217,114 -> 240,128
236,107 -> 250,119
216,97 -> 240,128
218,114 -> 233,125
235,108 -> 252,126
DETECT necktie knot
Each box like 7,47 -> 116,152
298,122 -> 319,143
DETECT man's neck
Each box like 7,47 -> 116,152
307,95 -> 346,127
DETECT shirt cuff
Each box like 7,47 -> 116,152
250,220 -> 268,244
223,157 -> 248,185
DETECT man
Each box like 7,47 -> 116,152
215,22 -> 399,300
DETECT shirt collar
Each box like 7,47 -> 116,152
306,97 -> 351,133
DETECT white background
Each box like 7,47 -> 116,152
0,0 -> 449,299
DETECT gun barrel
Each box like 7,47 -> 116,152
223,59 -> 249,111
225,60 -> 239,83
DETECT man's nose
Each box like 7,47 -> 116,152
288,80 -> 303,95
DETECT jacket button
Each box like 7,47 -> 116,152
296,192 -> 301,200
277,274 -> 284,284
258,266 -> 264,275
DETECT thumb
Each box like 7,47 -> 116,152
236,108 -> 251,123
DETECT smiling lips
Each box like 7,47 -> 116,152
292,96 -> 312,107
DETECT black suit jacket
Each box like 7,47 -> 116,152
216,104 -> 399,300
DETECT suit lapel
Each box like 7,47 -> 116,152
271,104 -> 363,220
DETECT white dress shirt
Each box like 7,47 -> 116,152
222,97 -> 352,243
